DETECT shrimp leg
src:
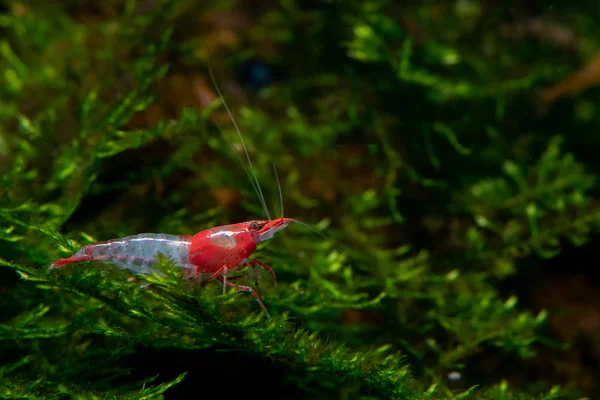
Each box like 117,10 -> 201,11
207,265 -> 230,294
248,259 -> 277,286
216,276 -> 270,319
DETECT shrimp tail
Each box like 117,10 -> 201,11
50,254 -> 93,269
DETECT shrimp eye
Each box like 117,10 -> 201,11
250,222 -> 259,230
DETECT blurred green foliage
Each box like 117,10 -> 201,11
1,0 -> 599,399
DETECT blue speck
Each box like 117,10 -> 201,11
240,59 -> 274,91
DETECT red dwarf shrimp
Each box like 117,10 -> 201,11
50,67 -> 332,319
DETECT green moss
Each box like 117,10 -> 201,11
1,1 -> 598,399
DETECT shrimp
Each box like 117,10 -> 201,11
50,68 -> 330,319
50,218 -> 303,318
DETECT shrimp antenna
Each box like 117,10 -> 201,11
208,66 -> 271,220
288,219 -> 342,253
210,111 -> 268,220
272,162 -> 284,220
271,162 -> 340,251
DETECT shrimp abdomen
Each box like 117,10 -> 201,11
50,233 -> 193,275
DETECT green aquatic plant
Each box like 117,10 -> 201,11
1,1 -> 599,399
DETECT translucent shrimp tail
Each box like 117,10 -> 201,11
49,234 -> 194,276
208,66 -> 271,221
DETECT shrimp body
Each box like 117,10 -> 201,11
187,219 -> 287,277
188,224 -> 258,276
50,218 -> 294,318
51,233 -> 193,275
